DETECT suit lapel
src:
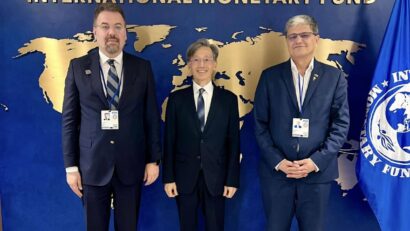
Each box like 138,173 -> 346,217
281,61 -> 299,112
118,53 -> 136,110
302,59 -> 322,111
203,85 -> 218,134
89,50 -> 109,108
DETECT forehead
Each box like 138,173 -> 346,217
95,11 -> 125,24
192,46 -> 213,57
287,24 -> 312,34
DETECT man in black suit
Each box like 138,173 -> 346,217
163,39 -> 240,231
62,3 -> 161,231
254,15 -> 349,231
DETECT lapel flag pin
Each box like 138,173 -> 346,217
313,74 -> 319,81
85,69 -> 92,76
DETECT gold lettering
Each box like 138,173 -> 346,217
219,0 -> 231,4
168,0 -> 181,3
199,0 -> 215,3
333,0 -> 344,4
273,0 -> 287,3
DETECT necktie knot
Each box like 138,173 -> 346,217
107,59 -> 115,67
199,88 -> 205,95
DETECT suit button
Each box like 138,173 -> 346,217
200,139 -> 204,143
197,156 -> 201,159
110,140 -> 115,144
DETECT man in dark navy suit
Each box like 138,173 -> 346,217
62,3 -> 161,231
254,15 -> 350,231
163,39 -> 240,231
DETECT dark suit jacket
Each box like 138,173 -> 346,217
254,59 -> 349,183
62,49 -> 161,186
163,85 -> 240,196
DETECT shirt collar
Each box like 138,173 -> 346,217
290,58 -> 314,76
99,50 -> 123,65
193,80 -> 214,94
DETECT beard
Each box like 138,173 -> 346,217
105,36 -> 121,54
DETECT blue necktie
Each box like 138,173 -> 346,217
197,88 -> 205,131
107,59 -> 120,110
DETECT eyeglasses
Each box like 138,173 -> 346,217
95,24 -> 125,32
190,57 -> 215,65
286,32 -> 317,42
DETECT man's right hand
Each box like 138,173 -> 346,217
164,182 -> 178,198
278,159 -> 307,179
66,171 -> 83,198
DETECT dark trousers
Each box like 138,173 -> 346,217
260,178 -> 331,231
176,171 -> 225,231
82,172 -> 142,231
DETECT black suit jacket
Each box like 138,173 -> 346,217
254,60 -> 350,183
163,85 -> 240,196
62,49 -> 161,186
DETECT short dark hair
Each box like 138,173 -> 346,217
93,3 -> 126,26
186,38 -> 219,61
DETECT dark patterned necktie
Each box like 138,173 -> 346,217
107,59 -> 120,110
197,88 -> 205,131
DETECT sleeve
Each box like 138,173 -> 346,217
144,61 -> 162,164
225,94 -> 240,188
162,94 -> 176,183
253,71 -> 286,169
62,60 -> 80,168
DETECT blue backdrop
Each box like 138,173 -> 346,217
0,0 -> 394,230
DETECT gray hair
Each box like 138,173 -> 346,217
186,38 -> 219,61
284,15 -> 319,35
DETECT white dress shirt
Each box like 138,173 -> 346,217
290,58 -> 314,112
193,80 -> 213,125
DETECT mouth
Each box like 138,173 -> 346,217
106,38 -> 119,44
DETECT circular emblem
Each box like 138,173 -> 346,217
368,83 -> 410,165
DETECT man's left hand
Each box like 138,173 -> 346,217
144,163 -> 159,186
288,158 -> 317,179
223,186 -> 237,198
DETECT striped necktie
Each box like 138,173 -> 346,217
197,88 -> 205,131
107,59 -> 120,110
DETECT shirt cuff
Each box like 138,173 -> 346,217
275,159 -> 285,171
66,166 -> 79,173
309,158 -> 320,172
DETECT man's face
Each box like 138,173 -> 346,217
286,24 -> 319,61
188,46 -> 217,85
93,11 -> 127,58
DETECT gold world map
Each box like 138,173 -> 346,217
16,24 -> 364,196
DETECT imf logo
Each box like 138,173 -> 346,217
368,84 -> 410,165
360,69 -> 410,178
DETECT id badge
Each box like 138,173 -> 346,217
101,110 -> 119,130
292,118 -> 309,138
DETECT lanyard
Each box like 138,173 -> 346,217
298,73 -> 304,113
99,63 -> 124,109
